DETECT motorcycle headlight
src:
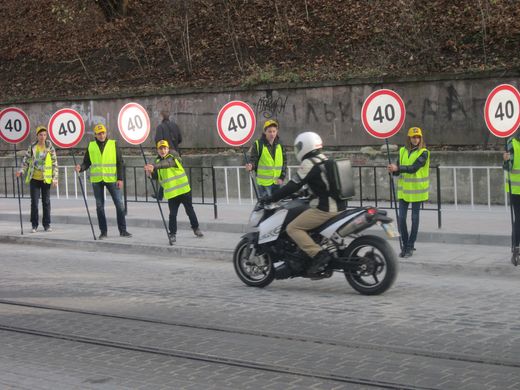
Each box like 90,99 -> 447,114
249,209 -> 263,227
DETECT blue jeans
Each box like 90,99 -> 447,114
30,179 -> 51,229
398,199 -> 421,250
92,181 -> 127,234
257,184 -> 280,198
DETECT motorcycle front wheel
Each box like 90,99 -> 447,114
233,238 -> 275,288
343,235 -> 398,295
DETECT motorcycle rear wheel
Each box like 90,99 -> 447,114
343,235 -> 398,295
233,238 -> 275,288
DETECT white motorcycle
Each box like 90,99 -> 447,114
233,197 -> 399,295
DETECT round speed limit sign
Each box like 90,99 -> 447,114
118,102 -> 150,145
484,84 -> 520,138
361,89 -> 406,139
217,101 -> 256,146
48,108 -> 85,148
0,107 -> 30,144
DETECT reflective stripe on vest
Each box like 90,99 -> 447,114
157,155 -> 191,200
88,140 -> 117,183
397,147 -> 430,202
256,140 -> 283,186
505,138 -> 520,194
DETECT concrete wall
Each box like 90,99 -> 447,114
1,72 -> 519,152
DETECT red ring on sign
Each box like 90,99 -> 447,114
484,84 -> 520,138
361,89 -> 406,139
0,107 -> 31,144
48,108 -> 85,148
118,102 -> 151,145
217,101 -> 256,146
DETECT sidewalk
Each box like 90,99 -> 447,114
0,197 -> 517,277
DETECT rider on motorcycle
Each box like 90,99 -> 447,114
261,132 -> 347,275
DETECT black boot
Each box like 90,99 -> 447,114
307,251 -> 331,275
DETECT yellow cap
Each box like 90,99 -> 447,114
156,140 -> 169,148
263,119 -> 278,130
407,127 -> 423,137
93,124 -> 107,134
36,126 -> 47,135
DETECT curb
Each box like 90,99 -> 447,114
0,213 -> 510,245
0,235 -> 234,262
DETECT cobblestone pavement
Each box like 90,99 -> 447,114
0,243 -> 519,389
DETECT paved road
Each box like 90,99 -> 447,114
1,243 -> 519,389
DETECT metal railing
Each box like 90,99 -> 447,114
213,164 -> 442,228
1,163 -> 511,227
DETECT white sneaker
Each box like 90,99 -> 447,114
44,226 -> 52,232
31,228 -> 37,233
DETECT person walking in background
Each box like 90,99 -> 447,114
503,135 -> 520,266
144,140 -> 203,243
75,124 -> 132,240
387,127 -> 430,258
245,119 -> 287,198
153,110 -> 183,200
16,126 -> 58,233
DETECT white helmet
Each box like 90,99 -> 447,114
294,132 -> 323,162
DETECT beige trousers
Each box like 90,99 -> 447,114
286,208 -> 340,258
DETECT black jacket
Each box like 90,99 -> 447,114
155,119 -> 182,154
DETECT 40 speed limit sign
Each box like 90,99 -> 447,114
361,89 -> 406,139
484,84 -> 520,138
0,107 -> 30,144
118,102 -> 150,145
217,101 -> 256,146
48,108 -> 85,148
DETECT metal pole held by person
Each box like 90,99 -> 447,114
13,143 -> 24,235
140,144 -> 173,246
72,152 -> 97,240
243,146 -> 259,199
386,139 -> 403,251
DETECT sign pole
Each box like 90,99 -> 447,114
385,140 -> 403,251
72,152 -> 96,240
242,146 -> 259,199
140,144 -> 173,246
13,143 -> 24,235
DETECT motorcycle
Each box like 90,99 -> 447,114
233,197 -> 399,295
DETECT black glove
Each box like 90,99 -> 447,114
258,196 -> 273,205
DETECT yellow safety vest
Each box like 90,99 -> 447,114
505,138 -> 520,194
397,147 -> 430,202
26,146 -> 53,185
256,140 -> 283,186
156,154 -> 191,200
88,140 -> 117,183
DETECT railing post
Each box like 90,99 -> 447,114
358,166 -> 363,207
373,166 -> 378,207
212,166 -> 218,219
123,165 -> 128,216
436,165 -> 442,229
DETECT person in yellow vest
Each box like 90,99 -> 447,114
245,120 -> 287,198
144,140 -> 203,243
503,136 -> 520,266
74,124 -> 132,240
16,126 -> 58,233
387,127 -> 430,258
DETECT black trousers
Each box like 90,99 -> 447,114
511,193 -> 520,247
168,192 -> 199,235
30,179 -> 51,229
